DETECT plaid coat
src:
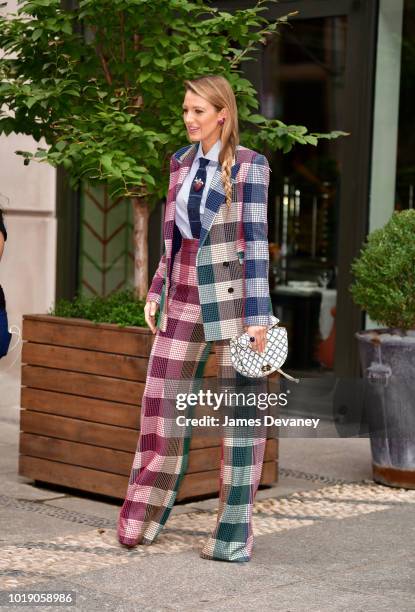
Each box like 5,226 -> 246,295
146,142 -> 273,341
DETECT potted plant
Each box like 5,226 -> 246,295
350,209 -> 415,489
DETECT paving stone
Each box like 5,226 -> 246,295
0,421 -> 18,446
0,578 -> 139,612
279,437 -> 373,482
0,507 -> 93,546
253,502 -> 415,580
179,497 -> 219,512
170,503 -> 200,515
254,476 -> 325,500
64,550 -> 301,610
0,370 -> 21,411
43,497 -> 121,523
188,581 -> 414,612
0,477 -> 67,501
0,445 -> 17,474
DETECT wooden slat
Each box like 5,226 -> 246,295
22,317 -> 218,374
20,433 -> 133,476
19,455 -> 128,499
18,410 -> 223,451
22,316 -> 153,357
20,411 -> 138,452
20,388 -> 140,428
19,433 -> 277,476
22,343 -> 149,381
22,366 -> 144,405
20,409 -> 277,452
18,455 -> 277,501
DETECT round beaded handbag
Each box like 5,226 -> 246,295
229,315 -> 299,382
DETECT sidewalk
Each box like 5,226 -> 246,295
1,368 -> 414,611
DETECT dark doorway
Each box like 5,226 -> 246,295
215,0 -> 379,378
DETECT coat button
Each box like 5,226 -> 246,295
223,261 -> 229,267
228,287 -> 234,293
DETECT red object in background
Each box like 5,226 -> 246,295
316,306 -> 336,369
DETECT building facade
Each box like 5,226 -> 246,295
0,0 -> 412,378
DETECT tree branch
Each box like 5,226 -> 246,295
97,45 -> 112,85
119,12 -> 126,63
133,32 -> 140,53
119,11 -> 129,89
90,25 -> 113,86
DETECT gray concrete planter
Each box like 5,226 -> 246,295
356,329 -> 415,489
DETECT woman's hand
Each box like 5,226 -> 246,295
144,300 -> 159,334
244,325 -> 268,353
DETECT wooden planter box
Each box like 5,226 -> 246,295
19,315 -> 278,502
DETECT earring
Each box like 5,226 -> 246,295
218,118 -> 225,126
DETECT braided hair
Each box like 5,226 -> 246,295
183,75 -> 239,210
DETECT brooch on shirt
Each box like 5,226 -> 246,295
192,178 -> 204,192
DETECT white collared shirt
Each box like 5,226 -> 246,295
175,138 -> 222,238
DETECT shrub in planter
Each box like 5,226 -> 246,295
350,209 -> 415,488
51,288 -> 148,328
350,210 -> 415,330
19,289 -> 278,500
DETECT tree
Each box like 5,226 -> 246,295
0,0 -> 346,298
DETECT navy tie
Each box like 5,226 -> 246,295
187,157 -> 210,239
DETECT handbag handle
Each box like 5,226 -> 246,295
231,314 -> 280,343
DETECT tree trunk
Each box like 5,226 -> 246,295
132,196 -> 149,300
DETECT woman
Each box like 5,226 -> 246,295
117,75 -> 273,562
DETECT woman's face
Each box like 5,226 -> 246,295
182,90 -> 225,145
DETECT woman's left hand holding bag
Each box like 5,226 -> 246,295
244,325 -> 268,353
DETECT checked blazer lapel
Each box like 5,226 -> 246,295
199,157 -> 240,249
167,142 -> 241,248
163,143 -> 197,247
172,143 -> 198,214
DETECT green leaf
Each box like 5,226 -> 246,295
55,140 -> 67,151
100,154 -> 114,173
26,97 -> 39,109
32,29 -> 43,41
140,54 -> 152,67
138,72 -> 151,83
154,58 -> 168,69
249,114 -> 266,124
61,22 -> 72,35
304,135 -> 318,146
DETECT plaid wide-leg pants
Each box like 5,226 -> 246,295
117,238 -> 267,562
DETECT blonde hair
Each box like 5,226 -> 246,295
183,75 -> 239,209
